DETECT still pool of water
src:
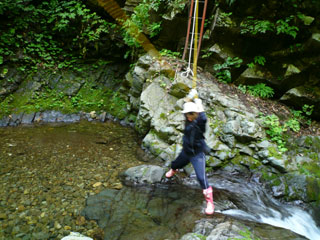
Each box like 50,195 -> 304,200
0,121 -> 146,239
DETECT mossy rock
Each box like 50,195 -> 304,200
306,177 -> 320,203
231,155 -> 262,170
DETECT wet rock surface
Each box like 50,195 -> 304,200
82,178 -> 309,240
82,185 -> 203,240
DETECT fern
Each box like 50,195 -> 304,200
247,83 -> 274,98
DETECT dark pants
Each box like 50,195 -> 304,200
171,150 -> 209,189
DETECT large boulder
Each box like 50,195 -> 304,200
135,79 -> 178,135
234,66 -> 273,86
280,86 -> 320,120
305,33 -> 320,54
82,185 -> 204,240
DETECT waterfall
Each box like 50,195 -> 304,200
221,207 -> 320,240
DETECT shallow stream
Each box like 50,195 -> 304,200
0,122 -> 319,240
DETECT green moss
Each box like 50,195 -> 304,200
306,177 -> 320,203
267,146 -> 282,159
209,118 -> 224,130
260,168 -> 278,182
301,162 -> 320,178
231,155 -> 262,170
0,80 -> 130,119
271,178 -> 282,186
160,113 -> 167,120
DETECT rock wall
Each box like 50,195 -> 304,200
122,54 -> 320,214
112,0 -> 320,119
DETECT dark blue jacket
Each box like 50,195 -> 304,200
183,112 -> 207,155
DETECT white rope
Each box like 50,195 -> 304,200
181,0 -> 199,78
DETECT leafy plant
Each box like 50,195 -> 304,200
240,16 -> 299,38
240,17 -> 274,35
247,56 -> 266,68
275,16 -> 299,38
201,48 -> 213,59
247,83 -> 274,98
213,57 -> 243,83
284,118 -> 300,132
254,56 -> 266,66
160,49 -> 181,59
302,104 -> 314,116
290,104 -> 314,125
261,114 -> 288,152
238,84 -> 247,94
0,0 -> 115,71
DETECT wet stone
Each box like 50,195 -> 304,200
21,113 -> 35,124
82,186 -> 202,240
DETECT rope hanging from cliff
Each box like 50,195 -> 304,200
181,0 -> 199,89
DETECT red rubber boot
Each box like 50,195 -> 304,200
203,186 -> 215,215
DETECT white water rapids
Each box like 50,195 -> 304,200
205,175 -> 320,240
221,207 -> 320,240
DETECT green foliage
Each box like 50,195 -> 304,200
302,104 -> 314,116
255,56 -> 266,66
290,104 -> 314,125
247,56 -> 266,68
192,233 -> 207,240
0,82 -> 129,119
0,0 -> 115,71
228,227 -> 261,240
241,17 -> 274,35
276,16 -> 299,38
261,114 -> 288,152
260,104 -> 314,152
247,83 -> 274,98
201,48 -> 213,58
160,49 -> 181,59
284,118 -> 300,132
213,57 -> 243,83
120,0 -> 163,58
238,84 -> 247,94
240,16 -> 299,38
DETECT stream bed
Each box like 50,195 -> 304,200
0,122 -> 319,240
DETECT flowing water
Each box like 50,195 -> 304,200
0,121 -> 319,240
206,174 -> 320,240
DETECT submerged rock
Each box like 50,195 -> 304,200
81,186 -> 203,240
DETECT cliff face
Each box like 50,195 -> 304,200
117,0 -> 320,119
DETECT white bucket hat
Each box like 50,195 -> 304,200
182,102 -> 200,113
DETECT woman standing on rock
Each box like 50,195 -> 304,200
165,89 -> 214,215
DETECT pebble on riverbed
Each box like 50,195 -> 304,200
0,122 -> 146,239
